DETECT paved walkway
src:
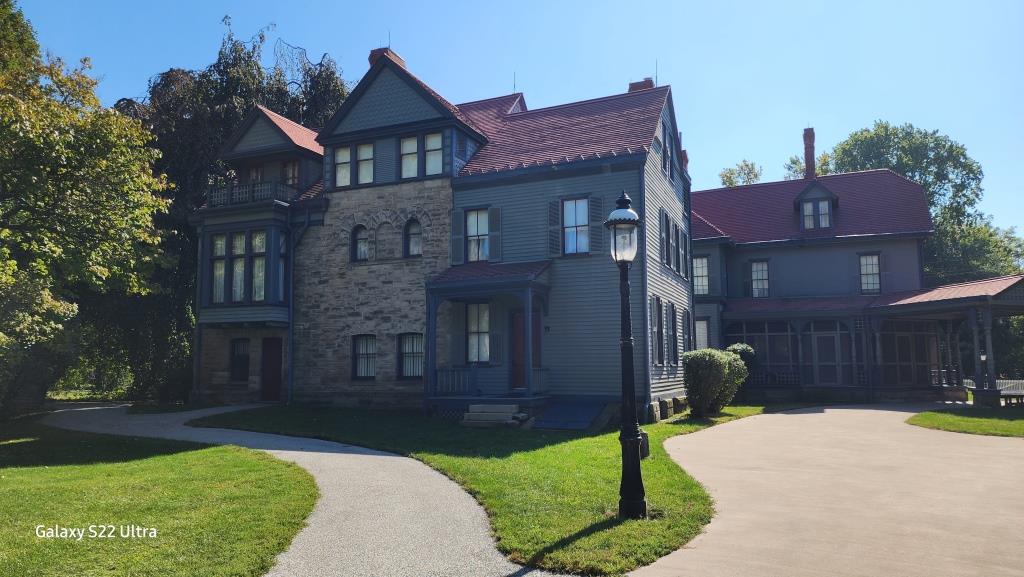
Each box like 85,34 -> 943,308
631,404 -> 1024,577
42,404 -> 561,577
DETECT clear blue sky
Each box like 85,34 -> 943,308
22,0 -> 1023,229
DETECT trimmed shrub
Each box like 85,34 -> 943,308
725,342 -> 756,402
683,348 -> 749,418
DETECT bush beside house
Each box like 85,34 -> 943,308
725,343 -> 756,402
682,349 -> 749,418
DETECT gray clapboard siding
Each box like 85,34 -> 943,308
451,168 -> 646,398
643,115 -> 691,398
335,67 -> 443,134
724,237 -> 922,299
234,116 -> 287,152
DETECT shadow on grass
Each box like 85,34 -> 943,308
522,517 -> 624,568
1,417 -> 202,468
189,405 -> 586,460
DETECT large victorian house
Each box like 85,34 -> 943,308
191,48 -> 695,420
692,129 -> 1024,405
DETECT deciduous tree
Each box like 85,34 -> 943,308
719,159 -> 763,187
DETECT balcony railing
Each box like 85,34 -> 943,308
206,181 -> 298,208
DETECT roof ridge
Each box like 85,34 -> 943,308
692,210 -> 728,237
504,85 -> 669,118
694,168 -> 902,195
256,104 -> 318,136
456,93 -> 523,107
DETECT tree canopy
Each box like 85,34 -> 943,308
0,0 -> 167,413
719,159 -> 763,187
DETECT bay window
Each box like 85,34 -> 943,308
251,231 -> 266,302
231,233 -> 246,302
211,234 -> 226,303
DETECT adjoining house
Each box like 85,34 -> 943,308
191,48 -> 694,420
692,129 -> 1024,405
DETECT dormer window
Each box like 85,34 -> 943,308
802,199 -> 832,229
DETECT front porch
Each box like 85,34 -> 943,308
424,261 -> 554,412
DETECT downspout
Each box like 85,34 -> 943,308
287,207 -> 312,404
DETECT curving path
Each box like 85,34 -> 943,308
42,404 -> 562,577
631,404 -> 1024,577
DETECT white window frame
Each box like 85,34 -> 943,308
466,209 -> 489,262
751,260 -> 769,298
467,303 -> 490,364
860,254 -> 881,294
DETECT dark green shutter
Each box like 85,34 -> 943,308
588,196 -> 604,254
743,261 -> 753,297
548,200 -> 561,257
451,209 -> 465,265
488,207 -> 502,262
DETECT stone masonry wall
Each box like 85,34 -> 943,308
291,178 -> 452,408
198,326 -> 288,403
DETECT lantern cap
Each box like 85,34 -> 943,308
604,191 -> 640,228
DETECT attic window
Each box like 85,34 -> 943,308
802,200 -> 832,229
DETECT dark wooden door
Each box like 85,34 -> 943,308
260,337 -> 283,401
509,311 -> 541,390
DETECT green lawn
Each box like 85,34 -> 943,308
192,404 -> 767,575
0,418 -> 317,577
907,405 -> 1024,437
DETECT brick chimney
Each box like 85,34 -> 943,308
629,78 -> 654,92
803,127 -> 815,179
368,47 -> 406,69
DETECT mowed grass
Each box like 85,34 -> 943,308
192,404 -> 766,575
907,405 -> 1024,437
0,418 -> 317,577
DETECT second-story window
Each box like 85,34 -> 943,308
425,132 -> 443,175
466,209 -> 489,262
400,137 -> 418,179
357,143 -> 374,184
283,161 -> 298,187
252,231 -> 266,302
751,260 -> 769,298
860,254 -> 881,294
562,198 -> 589,254
231,233 -> 246,302
694,256 -> 709,295
335,147 -> 351,187
211,234 -> 226,304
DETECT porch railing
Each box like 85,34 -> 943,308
434,366 -> 479,396
206,181 -> 298,207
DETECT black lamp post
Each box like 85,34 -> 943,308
605,190 -> 646,520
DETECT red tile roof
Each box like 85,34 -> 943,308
428,260 -> 551,285
459,86 -> 670,176
692,170 -> 933,244
873,274 -> 1024,307
692,210 -> 727,239
256,105 -> 322,156
457,93 -> 527,139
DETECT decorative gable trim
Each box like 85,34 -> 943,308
220,106 -> 321,161
317,56 -> 487,144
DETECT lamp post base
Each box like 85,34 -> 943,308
619,498 -> 647,519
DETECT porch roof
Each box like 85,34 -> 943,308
427,260 -> 551,288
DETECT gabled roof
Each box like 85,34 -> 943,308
219,105 -> 322,159
459,86 -> 670,176
256,105 -> 322,155
692,169 -> 934,244
457,93 -> 527,139
317,51 -> 487,142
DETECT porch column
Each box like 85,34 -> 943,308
424,293 -> 440,400
969,308 -> 983,389
794,320 -> 807,386
953,320 -> 964,386
983,307 -> 997,390
870,317 -> 884,394
523,287 -> 534,395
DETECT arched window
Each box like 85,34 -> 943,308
404,219 -> 423,257
351,226 -> 369,262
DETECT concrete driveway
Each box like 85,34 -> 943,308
42,404 -> 562,577
632,404 -> 1024,577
